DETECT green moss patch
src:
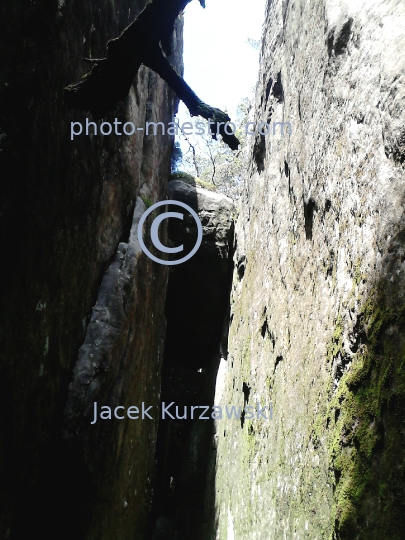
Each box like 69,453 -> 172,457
320,285 -> 405,539
169,171 -> 218,192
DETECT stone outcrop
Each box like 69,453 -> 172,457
165,179 -> 236,371
213,1 -> 405,539
63,196 -> 168,539
151,179 -> 235,540
0,1 -> 182,538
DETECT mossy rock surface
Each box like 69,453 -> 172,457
169,171 -> 218,192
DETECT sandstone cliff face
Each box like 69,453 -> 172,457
214,1 -> 405,539
0,1 -> 182,538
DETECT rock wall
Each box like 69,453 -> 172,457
152,179 -> 235,540
213,1 -> 405,539
0,1 -> 182,538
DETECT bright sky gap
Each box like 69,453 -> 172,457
177,0 -> 266,122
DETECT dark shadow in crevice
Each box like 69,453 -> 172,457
265,77 -> 273,104
237,255 -> 246,281
253,133 -> 266,172
10,437 -> 94,540
149,178 -> 235,540
304,198 -> 316,240
240,382 -> 251,429
272,72 -> 284,102
334,19 -> 353,56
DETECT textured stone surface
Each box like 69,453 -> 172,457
152,179 -> 235,540
63,197 -> 168,539
213,1 -> 405,539
165,179 -> 236,370
0,1 -> 182,538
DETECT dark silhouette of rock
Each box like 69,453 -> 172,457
0,1 -> 181,538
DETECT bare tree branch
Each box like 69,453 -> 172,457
64,0 -> 239,150
204,139 -> 217,185
177,122 -> 200,177
146,51 -> 239,150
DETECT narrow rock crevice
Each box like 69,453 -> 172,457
149,179 -> 235,540
304,198 -> 316,240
